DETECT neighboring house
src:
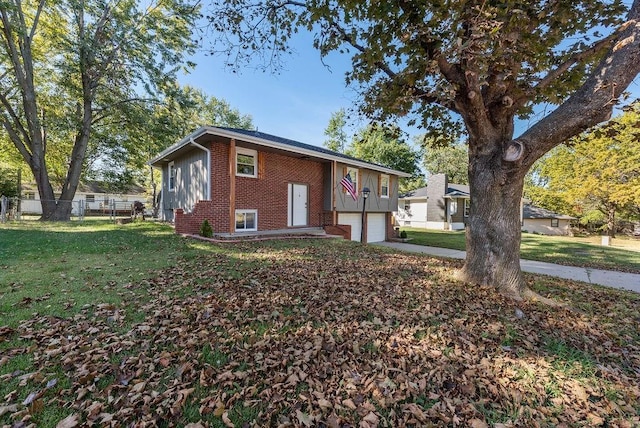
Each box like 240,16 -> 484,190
149,126 -> 410,243
21,181 -> 148,216
395,174 -> 574,236
522,204 -> 575,236
396,174 -> 470,231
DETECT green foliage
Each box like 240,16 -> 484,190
89,85 -> 255,191
399,230 -> 407,239
0,165 -> 19,197
421,138 -> 469,184
205,0 -> 627,131
323,109 -> 348,153
527,105 -> 640,233
200,219 -> 214,238
345,124 -> 424,193
0,0 -> 200,218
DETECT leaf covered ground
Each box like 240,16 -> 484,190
1,238 -> 639,427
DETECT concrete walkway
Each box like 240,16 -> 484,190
376,242 -> 640,294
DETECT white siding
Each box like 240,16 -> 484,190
395,199 -> 428,228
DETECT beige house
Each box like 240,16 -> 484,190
522,204 -> 574,236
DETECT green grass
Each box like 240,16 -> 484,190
0,220 -> 203,329
1,220 -> 639,427
401,228 -> 640,273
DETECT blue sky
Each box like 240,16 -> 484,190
179,32 -> 359,147
178,30 -> 640,149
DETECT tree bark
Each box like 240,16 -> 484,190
606,207 -> 616,238
457,136 -> 529,299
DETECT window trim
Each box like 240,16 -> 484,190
235,209 -> 258,232
551,218 -> 559,227
85,194 -> 95,203
464,199 -> 470,217
236,147 -> 258,178
344,166 -> 359,194
168,161 -> 176,192
380,174 -> 390,198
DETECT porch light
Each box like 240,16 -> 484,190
360,187 -> 370,243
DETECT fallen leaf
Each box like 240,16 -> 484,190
56,414 -> 79,428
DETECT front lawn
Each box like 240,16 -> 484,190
401,228 -> 640,273
1,221 -> 639,427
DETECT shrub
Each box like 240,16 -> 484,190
399,230 -> 407,239
200,219 -> 213,238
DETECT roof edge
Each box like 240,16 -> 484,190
150,127 -> 412,177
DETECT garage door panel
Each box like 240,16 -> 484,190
367,213 -> 386,243
338,213 -> 361,242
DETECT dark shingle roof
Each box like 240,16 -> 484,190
215,126 -> 389,170
523,204 -> 574,220
446,183 -> 470,197
150,126 -> 412,176
399,186 -> 428,199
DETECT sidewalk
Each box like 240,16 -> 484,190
376,242 -> 640,294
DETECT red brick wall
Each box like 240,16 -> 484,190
324,224 -> 351,240
175,139 -> 326,235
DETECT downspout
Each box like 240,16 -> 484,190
190,138 -> 211,200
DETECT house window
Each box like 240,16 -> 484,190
380,174 -> 389,198
464,199 -> 470,217
237,148 -> 258,177
168,162 -> 176,191
404,200 -> 411,212
345,166 -> 358,192
449,200 -> 458,215
235,209 -> 257,231
24,192 -> 35,200
551,218 -> 559,227
86,194 -> 95,203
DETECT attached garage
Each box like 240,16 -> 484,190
338,212 -> 387,243
366,213 -> 387,243
338,213 -> 361,242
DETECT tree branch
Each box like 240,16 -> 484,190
537,37 -> 616,93
519,0 -> 640,168
0,112 -> 32,164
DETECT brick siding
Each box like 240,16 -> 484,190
175,139 -> 326,235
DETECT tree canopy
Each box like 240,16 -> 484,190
346,124 -> 425,193
0,0 -> 199,219
206,0 -> 640,299
422,139 -> 469,185
526,104 -> 640,236
323,108 -> 348,153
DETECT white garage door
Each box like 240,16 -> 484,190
338,213 -> 361,242
367,213 -> 387,243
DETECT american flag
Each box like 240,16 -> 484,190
340,173 -> 358,201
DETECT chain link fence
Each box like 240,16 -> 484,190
1,195 -> 148,222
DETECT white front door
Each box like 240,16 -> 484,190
289,183 -> 308,226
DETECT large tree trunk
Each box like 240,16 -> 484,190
457,137 -> 529,299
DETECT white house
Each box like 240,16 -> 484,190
396,174 -> 575,236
